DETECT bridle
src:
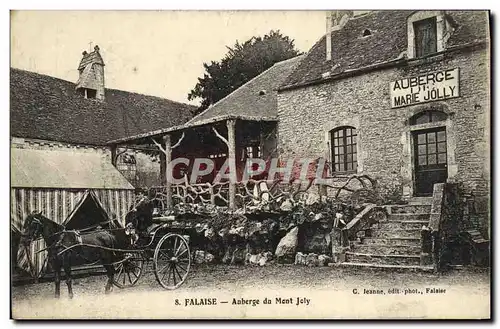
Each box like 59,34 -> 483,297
21,213 -> 66,247
18,214 -> 46,277
20,215 -> 43,244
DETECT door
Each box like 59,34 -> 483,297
413,128 -> 448,196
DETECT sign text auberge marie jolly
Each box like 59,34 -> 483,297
390,68 -> 460,108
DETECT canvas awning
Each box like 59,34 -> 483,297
64,189 -> 113,229
11,148 -> 134,189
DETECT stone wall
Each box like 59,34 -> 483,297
277,46 -> 490,235
11,137 -> 110,156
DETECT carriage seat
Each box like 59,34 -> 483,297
146,223 -> 160,235
145,223 -> 168,236
133,224 -> 164,248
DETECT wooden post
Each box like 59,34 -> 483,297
160,151 -> 166,185
163,135 -> 173,210
227,120 -> 236,210
209,184 -> 215,205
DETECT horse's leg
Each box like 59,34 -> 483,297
104,266 -> 114,294
52,258 -> 61,298
103,254 -> 115,294
63,255 -> 74,299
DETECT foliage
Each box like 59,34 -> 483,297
188,30 -> 302,115
378,184 -> 408,205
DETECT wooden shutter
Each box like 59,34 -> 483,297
414,17 -> 437,57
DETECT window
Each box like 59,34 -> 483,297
77,88 -> 97,99
243,145 -> 261,160
85,89 -> 97,99
121,153 -> 136,165
410,110 -> 447,125
413,17 -> 437,57
331,127 -> 357,173
407,11 -> 455,59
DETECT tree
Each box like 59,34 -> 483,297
188,30 -> 302,115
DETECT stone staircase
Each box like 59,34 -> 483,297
341,198 -> 435,271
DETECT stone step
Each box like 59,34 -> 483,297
386,204 -> 432,214
388,213 -> 431,221
361,237 -> 421,247
339,262 -> 434,272
375,220 -> 429,230
407,197 -> 433,206
345,252 -> 421,266
370,228 -> 422,239
353,244 -> 421,255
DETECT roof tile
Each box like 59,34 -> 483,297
188,55 -> 304,125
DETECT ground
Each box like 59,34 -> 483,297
11,264 -> 490,320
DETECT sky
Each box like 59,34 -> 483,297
10,10 -> 327,106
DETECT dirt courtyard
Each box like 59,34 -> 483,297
11,264 -> 490,320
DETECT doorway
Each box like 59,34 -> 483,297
413,127 -> 448,196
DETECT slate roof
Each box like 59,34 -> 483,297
11,148 -> 135,189
108,55 -> 305,144
187,55 -> 305,124
10,68 -> 196,146
281,10 -> 490,90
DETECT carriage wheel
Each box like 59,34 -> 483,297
153,234 -> 191,290
113,253 -> 144,288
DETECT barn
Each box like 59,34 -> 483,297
11,147 -> 135,279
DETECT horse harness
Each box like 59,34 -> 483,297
23,215 -> 140,273
28,217 -> 110,255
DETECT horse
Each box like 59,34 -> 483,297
19,211 -> 138,299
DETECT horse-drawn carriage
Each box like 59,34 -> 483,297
19,195 -> 192,298
107,221 -> 191,290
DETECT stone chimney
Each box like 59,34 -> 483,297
325,13 -> 332,61
325,11 -> 354,61
75,45 -> 105,100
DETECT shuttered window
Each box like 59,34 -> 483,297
414,17 -> 437,57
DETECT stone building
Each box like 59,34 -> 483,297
277,11 -> 490,237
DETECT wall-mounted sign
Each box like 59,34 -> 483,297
390,68 -> 460,108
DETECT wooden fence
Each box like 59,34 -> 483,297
151,174 -> 378,213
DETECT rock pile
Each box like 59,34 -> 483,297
154,193 -> 362,266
